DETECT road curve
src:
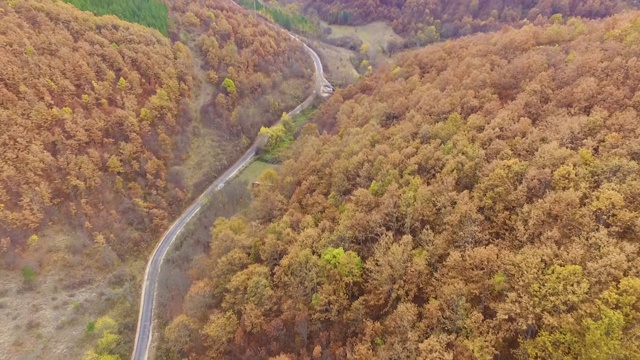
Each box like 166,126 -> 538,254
131,6 -> 329,360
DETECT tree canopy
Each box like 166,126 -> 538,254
63,0 -> 169,35
0,0 -> 312,258
0,0 -> 190,255
162,10 -> 640,359
297,0 -> 634,46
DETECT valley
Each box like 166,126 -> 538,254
2,1 -> 640,360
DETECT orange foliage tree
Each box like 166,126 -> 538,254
164,12 -> 640,359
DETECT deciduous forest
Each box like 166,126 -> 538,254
166,0 -> 312,140
299,0 -> 635,46
165,10 -> 640,360
0,0 -> 311,258
0,0 -> 190,257
0,0 -> 313,358
5,0 -> 640,359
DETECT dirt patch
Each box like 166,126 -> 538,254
0,232 -> 110,359
311,40 -> 359,86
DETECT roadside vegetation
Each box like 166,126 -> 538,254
258,108 -> 317,163
237,161 -> 276,184
152,159 -> 274,360
165,0 -> 312,200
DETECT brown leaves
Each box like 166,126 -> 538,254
0,0 -> 187,252
166,7 -> 640,360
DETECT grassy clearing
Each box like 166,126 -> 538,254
321,21 -> 403,57
237,161 -> 277,184
312,41 -> 359,86
182,124 -> 242,189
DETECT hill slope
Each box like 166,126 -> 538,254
300,0 -> 633,45
0,0 -> 312,257
0,0 -> 313,359
167,11 -> 640,359
167,0 -> 312,135
165,0 -> 313,192
0,0 -> 189,255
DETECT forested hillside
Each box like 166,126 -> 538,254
0,0 -> 312,258
299,0 -> 633,46
167,0 -> 311,136
0,0 -> 314,358
0,0 -> 192,256
165,12 -> 640,359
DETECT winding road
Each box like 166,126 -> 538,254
131,5 -> 330,360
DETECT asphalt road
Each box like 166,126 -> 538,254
131,7 -> 329,360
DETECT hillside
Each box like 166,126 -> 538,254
0,0 -> 189,256
166,0 -> 313,192
166,12 -> 640,359
0,0 -> 313,359
0,0 -> 189,357
0,0 -> 312,258
298,0 -> 633,46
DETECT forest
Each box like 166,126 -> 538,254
0,0 -> 314,359
5,0 -> 640,359
163,10 -> 640,360
0,0 -> 190,257
297,0 -> 635,46
0,0 -> 311,259
166,0 -> 312,140
63,0 -> 170,35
